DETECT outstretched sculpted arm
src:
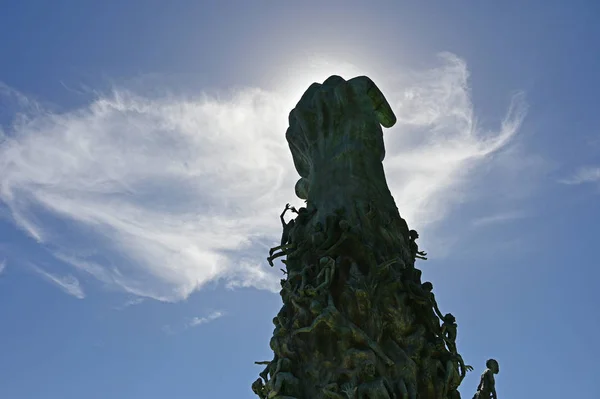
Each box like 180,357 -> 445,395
430,295 -> 444,320
280,204 -> 291,226
433,306 -> 444,320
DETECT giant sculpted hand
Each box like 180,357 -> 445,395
285,76 -> 398,222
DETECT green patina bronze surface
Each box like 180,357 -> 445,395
254,76 -> 481,399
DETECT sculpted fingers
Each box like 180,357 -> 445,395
368,84 -> 396,128
286,74 -> 396,179
348,76 -> 397,128
298,82 -> 322,106
333,78 -> 355,112
322,75 -> 346,87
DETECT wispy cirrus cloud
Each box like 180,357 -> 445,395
0,53 -> 528,302
471,211 -> 528,227
0,259 -> 6,274
383,53 -> 528,226
114,297 -> 145,310
30,265 -> 85,299
559,166 -> 600,185
189,310 -> 224,327
163,310 -> 224,334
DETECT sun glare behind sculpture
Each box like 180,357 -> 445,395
274,56 -> 368,107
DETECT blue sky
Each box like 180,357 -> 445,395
0,1 -> 598,398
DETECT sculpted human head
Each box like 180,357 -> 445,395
443,313 -> 456,323
486,358 -> 499,374
320,256 -> 333,267
363,361 -> 376,377
339,219 -> 350,231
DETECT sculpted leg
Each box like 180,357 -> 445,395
396,378 -> 408,399
344,322 -> 394,366
292,313 -> 329,335
407,382 -> 417,399
322,232 -> 350,257
268,245 -> 296,266
269,243 -> 294,257
282,240 -> 309,261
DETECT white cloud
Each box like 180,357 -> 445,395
559,167 -> 600,185
471,211 -> 528,227
30,265 -> 85,299
189,310 -> 224,327
162,310 -> 224,334
0,53 -> 527,302
114,297 -> 145,310
0,259 -> 6,274
382,53 -> 527,226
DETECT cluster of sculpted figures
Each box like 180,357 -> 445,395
252,201 -> 499,399
252,73 -> 501,399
